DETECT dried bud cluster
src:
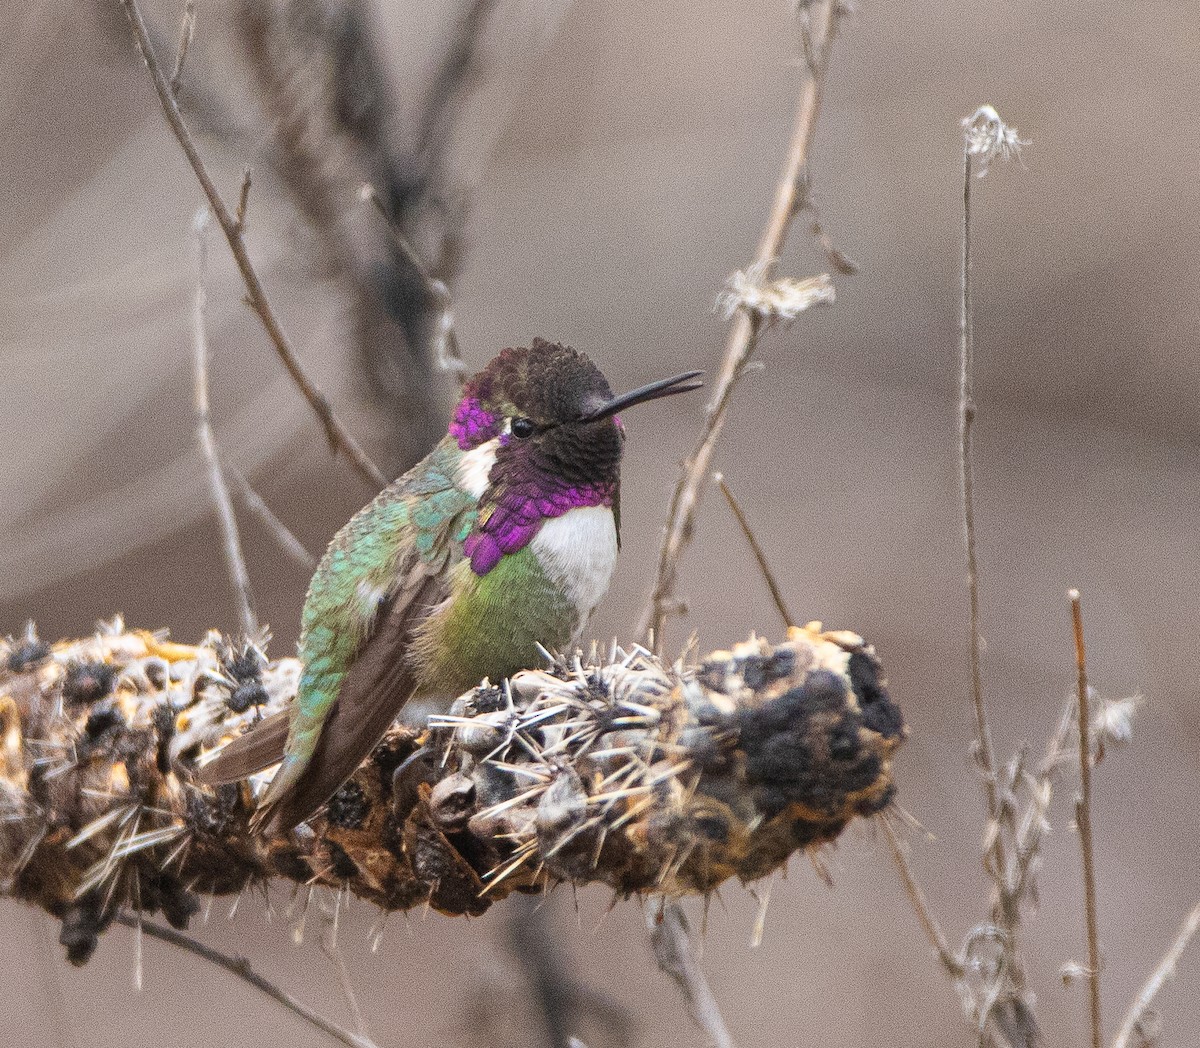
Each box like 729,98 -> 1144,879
716,261 -> 836,325
0,619 -> 905,964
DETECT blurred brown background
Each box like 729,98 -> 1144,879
2,0 -> 1198,1045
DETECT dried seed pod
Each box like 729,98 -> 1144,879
0,620 -> 905,961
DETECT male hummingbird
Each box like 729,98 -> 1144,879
198,339 -> 701,835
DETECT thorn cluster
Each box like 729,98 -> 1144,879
0,619 -> 905,962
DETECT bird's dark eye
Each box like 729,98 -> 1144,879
511,417 -> 536,438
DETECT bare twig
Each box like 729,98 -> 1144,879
959,111 -> 1001,824
881,817 -> 963,980
639,0 -> 843,648
193,211 -> 257,637
1112,902 -> 1200,1048
506,896 -> 578,1048
118,0 -> 388,489
794,171 -> 857,275
359,183 -> 466,385
714,473 -> 794,630
112,915 -> 379,1048
648,901 -> 737,1048
233,167 -> 251,232
168,0 -> 195,96
1070,589 -> 1103,1048
227,466 -> 317,572
1007,693 -> 1076,908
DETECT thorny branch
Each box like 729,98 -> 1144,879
192,211 -> 257,638
118,0 -> 388,489
112,914 -> 378,1048
0,622 -> 904,965
639,0 -> 843,648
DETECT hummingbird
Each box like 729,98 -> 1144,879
198,339 -> 702,835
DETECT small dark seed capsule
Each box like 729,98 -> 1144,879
63,661 -> 117,706
226,681 -> 268,713
83,704 -> 125,740
6,640 -> 49,673
325,839 -> 359,880
326,781 -> 369,829
145,661 -> 168,690
740,655 -> 768,690
160,883 -> 201,930
472,685 -> 505,714
693,813 -> 730,843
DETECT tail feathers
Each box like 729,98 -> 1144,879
194,709 -> 290,786
244,690 -> 408,837
247,761 -> 327,838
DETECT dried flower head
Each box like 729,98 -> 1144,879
1092,693 -> 1141,763
962,104 -> 1027,174
716,262 -> 835,324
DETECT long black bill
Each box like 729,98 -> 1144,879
580,369 -> 704,423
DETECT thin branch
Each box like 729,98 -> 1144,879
1112,902 -> 1200,1048
118,0 -> 388,489
639,0 -> 843,648
359,183 -> 466,385
1070,589 -> 1103,1048
6,624 -> 903,929
506,895 -> 579,1048
112,915 -> 379,1048
193,211 -> 257,637
881,816 -> 964,980
168,0 -> 195,96
959,120 -> 1001,824
648,901 -> 738,1048
233,167 -> 251,232
714,473 -> 794,630
1007,693 -> 1076,908
227,466 -> 317,572
796,171 -> 858,275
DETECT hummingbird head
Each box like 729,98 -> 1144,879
450,339 -> 701,574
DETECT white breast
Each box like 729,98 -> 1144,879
531,505 -> 618,638
456,437 -> 500,497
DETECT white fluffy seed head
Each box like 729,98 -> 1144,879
962,104 -> 1027,174
716,262 -> 835,324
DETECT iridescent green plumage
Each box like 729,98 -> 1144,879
197,341 -> 701,836
260,438 -> 475,827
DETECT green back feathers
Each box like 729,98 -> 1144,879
289,439 -> 475,758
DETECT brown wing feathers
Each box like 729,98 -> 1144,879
249,571 -> 444,837
195,708 -> 290,785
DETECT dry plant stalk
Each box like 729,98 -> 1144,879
1071,591 -> 1103,1048
192,212 -> 258,637
112,912 -> 379,1048
1112,902 -> 1200,1048
886,104 -> 1196,1048
640,0 -> 843,647
0,620 -> 904,965
118,0 -> 388,489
